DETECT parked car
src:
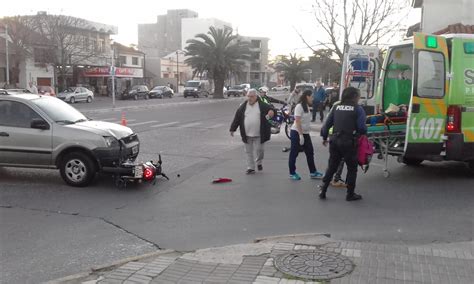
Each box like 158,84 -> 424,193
121,85 -> 150,100
149,86 -> 174,98
38,86 -> 56,97
1,89 -> 31,95
240,83 -> 251,93
57,87 -> 94,103
225,85 -> 246,97
183,80 -> 211,98
271,85 -> 290,92
295,83 -> 315,91
0,94 -> 139,186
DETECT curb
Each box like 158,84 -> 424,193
91,249 -> 175,272
254,233 -> 331,243
46,249 -> 174,284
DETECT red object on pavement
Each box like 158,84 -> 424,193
212,178 -> 233,184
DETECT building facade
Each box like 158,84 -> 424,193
233,36 -> 269,87
181,18 -> 232,50
411,0 -> 474,35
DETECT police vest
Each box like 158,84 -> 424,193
333,104 -> 358,136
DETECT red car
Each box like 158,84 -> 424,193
38,86 -> 56,97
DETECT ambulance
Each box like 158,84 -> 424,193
374,33 -> 474,170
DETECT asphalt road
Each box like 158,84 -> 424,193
1,94 -> 473,283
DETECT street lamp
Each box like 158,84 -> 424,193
176,50 -> 186,93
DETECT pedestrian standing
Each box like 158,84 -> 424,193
230,89 -> 275,174
288,90 -> 324,180
28,82 -> 38,94
312,82 -> 326,122
319,87 -> 367,201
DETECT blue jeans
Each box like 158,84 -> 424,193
288,130 -> 317,175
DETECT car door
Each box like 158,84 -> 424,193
0,100 -> 53,166
404,33 -> 450,159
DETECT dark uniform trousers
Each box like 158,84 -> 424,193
322,134 -> 358,195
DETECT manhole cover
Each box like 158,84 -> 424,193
274,250 -> 354,281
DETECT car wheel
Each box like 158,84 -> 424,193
60,152 -> 96,187
86,96 -> 92,103
70,96 -> 75,104
402,157 -> 423,166
284,88 -> 288,91
145,94 -> 149,100
205,92 -> 209,97
134,94 -> 138,100
194,94 -> 198,98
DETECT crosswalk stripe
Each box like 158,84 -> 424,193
206,123 -> 224,129
127,120 -> 158,127
150,121 -> 180,128
180,122 -> 202,128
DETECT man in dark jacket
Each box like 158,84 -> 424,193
319,87 -> 367,201
230,89 -> 275,174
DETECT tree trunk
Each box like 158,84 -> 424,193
213,78 -> 225,99
290,80 -> 297,92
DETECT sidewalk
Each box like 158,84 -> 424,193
49,234 -> 473,284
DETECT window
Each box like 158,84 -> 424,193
34,48 -> 50,63
251,40 -> 261,48
251,72 -> 260,80
0,101 -> 43,128
83,37 -> 89,51
416,51 -> 445,98
119,56 -> 127,65
91,39 -> 97,51
132,57 -> 139,65
252,52 -> 260,60
98,40 -> 105,53
251,63 -> 261,70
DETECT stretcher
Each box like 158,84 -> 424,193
366,115 -> 407,178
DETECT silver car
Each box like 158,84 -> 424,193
57,87 -> 94,103
0,94 -> 139,187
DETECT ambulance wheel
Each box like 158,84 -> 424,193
383,170 -> 390,178
468,161 -> 474,174
402,158 -> 423,166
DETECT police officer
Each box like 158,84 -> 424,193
258,87 -> 286,106
319,87 -> 367,201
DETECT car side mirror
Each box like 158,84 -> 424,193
31,118 -> 50,130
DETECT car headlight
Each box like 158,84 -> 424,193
103,136 -> 119,148
194,88 -> 198,91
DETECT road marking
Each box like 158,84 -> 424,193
180,122 -> 202,128
206,123 -> 224,129
98,118 -> 116,121
150,121 -> 180,128
127,120 -> 158,127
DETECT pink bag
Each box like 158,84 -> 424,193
358,135 -> 374,173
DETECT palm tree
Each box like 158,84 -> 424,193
185,27 -> 250,98
276,54 -> 307,91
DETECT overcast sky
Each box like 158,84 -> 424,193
1,0 -> 420,58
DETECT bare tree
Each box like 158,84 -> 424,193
297,0 -> 410,65
1,16 -> 41,86
33,14 -> 107,90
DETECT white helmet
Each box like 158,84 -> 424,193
259,86 -> 269,93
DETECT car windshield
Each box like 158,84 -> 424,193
185,81 -> 200,87
231,86 -> 244,90
152,86 -> 165,91
32,96 -> 87,124
64,87 -> 76,93
7,89 -> 31,94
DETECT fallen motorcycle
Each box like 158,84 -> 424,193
102,154 -> 169,188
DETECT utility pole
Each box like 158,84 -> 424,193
111,46 -> 115,108
328,73 -> 331,86
176,51 -> 179,94
4,24 -> 10,86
